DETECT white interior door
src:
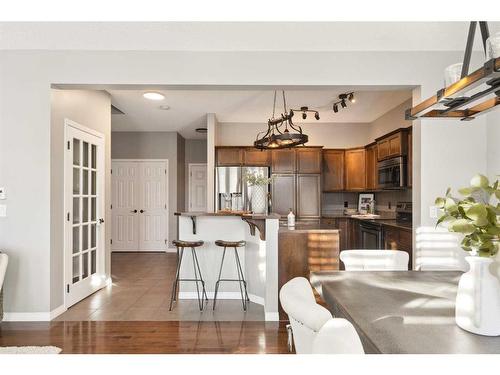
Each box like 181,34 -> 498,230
111,162 -> 140,250
138,162 -> 167,250
64,120 -> 106,308
111,160 -> 168,252
188,163 -> 207,212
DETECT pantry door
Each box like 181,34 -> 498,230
111,160 -> 168,252
111,161 -> 140,250
64,120 -> 106,308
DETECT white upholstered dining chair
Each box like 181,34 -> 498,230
0,253 -> 8,292
340,249 -> 409,271
279,277 -> 364,354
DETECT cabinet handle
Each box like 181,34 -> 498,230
140,209 -> 146,213
131,209 -> 138,213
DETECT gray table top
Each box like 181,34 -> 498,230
310,271 -> 500,354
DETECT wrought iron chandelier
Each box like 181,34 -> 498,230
254,91 -> 312,150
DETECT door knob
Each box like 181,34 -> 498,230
131,209 -> 138,213
99,218 -> 104,224
140,209 -> 146,213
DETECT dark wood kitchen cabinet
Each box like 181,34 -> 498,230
296,174 -> 321,218
322,149 -> 345,191
271,174 -> 296,217
376,128 -> 408,161
271,149 -> 296,173
345,148 -> 366,191
243,148 -> 270,166
296,147 -> 322,173
384,226 -> 413,269
365,143 -> 378,190
216,147 -> 243,166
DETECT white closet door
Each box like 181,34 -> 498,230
138,162 -> 168,250
111,162 -> 140,251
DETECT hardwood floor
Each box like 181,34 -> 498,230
56,252 -> 264,321
0,321 -> 290,353
1,252 -> 290,353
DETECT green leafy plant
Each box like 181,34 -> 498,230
435,174 -> 500,257
243,171 -> 274,186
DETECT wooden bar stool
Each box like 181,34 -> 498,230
169,240 -> 208,311
213,240 -> 250,311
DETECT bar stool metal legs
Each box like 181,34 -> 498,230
213,243 -> 250,311
169,241 -> 208,311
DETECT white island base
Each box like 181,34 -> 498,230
176,213 -> 280,321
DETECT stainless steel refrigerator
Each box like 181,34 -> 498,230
215,166 -> 270,213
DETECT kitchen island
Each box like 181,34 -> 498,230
175,212 -> 280,321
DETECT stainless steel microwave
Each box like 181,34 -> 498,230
378,156 -> 406,189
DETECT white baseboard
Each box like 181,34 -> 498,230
248,293 -> 265,306
265,312 -> 279,321
3,304 -> 67,322
166,247 -> 177,253
111,249 -> 168,253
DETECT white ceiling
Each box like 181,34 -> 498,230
2,22 -> 499,51
109,88 -> 412,139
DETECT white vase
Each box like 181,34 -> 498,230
455,256 -> 500,336
251,185 -> 267,214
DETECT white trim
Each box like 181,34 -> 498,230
248,293 -> 265,306
50,304 -> 67,320
3,305 -> 67,322
187,163 -> 208,212
265,312 -> 279,321
111,249 -> 170,253
112,159 -> 168,162
166,247 -> 177,253
65,118 -> 104,139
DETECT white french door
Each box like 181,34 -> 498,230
112,160 -> 168,252
188,163 -> 207,212
64,120 -> 106,308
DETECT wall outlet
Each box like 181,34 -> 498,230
429,205 -> 439,219
0,204 -> 6,217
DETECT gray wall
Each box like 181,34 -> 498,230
184,139 -> 207,210
111,131 -> 181,244
50,89 -> 112,310
177,134 -> 186,216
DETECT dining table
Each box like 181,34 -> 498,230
310,271 -> 500,354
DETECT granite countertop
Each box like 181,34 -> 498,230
175,211 -> 281,220
321,213 -> 412,230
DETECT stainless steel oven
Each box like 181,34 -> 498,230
378,156 -> 406,189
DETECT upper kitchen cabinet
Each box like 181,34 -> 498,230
345,148 -> 366,191
271,148 -> 296,173
365,143 -> 378,190
322,149 -> 345,191
296,174 -> 321,218
376,128 -> 408,161
271,174 -> 296,217
296,147 -> 322,173
216,147 -> 243,166
243,148 -> 271,166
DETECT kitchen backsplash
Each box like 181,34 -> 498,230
322,189 -> 412,215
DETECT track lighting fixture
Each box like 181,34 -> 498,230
314,112 -> 320,120
290,106 -> 322,122
332,92 -> 355,114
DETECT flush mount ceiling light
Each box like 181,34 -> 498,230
254,91 -> 313,150
407,21 -> 500,121
159,105 -> 170,110
332,92 -> 355,113
143,91 -> 165,101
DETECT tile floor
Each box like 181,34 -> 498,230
56,252 -> 265,321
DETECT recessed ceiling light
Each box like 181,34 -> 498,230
159,105 -> 170,110
143,92 -> 165,101
195,127 -> 208,134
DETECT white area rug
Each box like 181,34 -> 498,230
0,346 -> 62,354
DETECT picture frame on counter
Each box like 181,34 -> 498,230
358,193 -> 374,214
